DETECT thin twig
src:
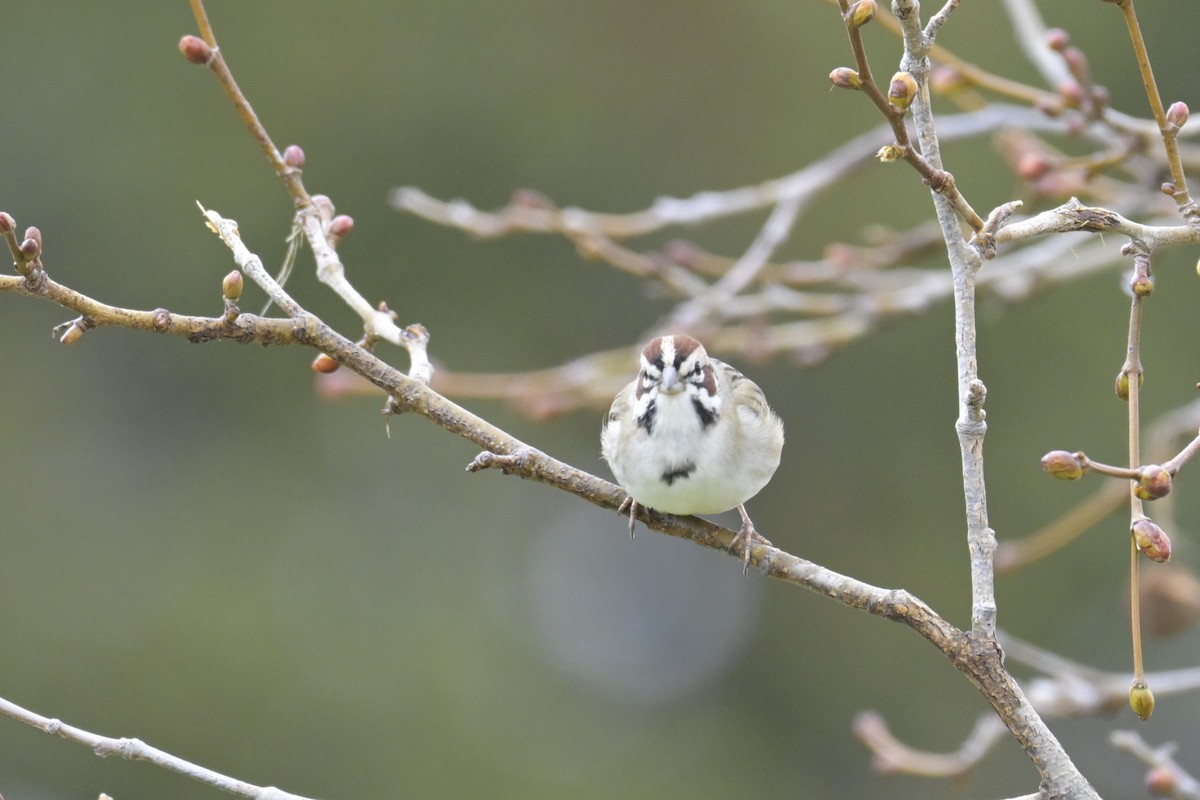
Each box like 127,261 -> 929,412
1108,0 -> 1198,222
0,694 -> 316,800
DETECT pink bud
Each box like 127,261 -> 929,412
178,35 -> 213,65
283,145 -> 306,169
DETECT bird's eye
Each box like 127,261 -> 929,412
690,362 -> 703,377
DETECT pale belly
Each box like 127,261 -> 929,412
606,395 -> 780,515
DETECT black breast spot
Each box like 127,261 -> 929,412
661,462 -> 696,486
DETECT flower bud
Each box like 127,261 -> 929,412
1129,680 -> 1155,721
178,35 -> 213,65
846,0 -> 877,29
328,214 -> 355,242
1146,765 -> 1178,796
1058,81 -> 1085,109
930,66 -> 966,95
23,226 -> 42,249
876,144 -> 903,162
1034,97 -> 1061,118
1041,450 -> 1086,480
222,270 -> 244,301
1061,47 -> 1089,81
1016,152 -> 1053,181
282,144 -> 306,169
1162,182 -> 1177,196
1166,101 -> 1189,131
1045,28 -> 1070,51
311,353 -> 340,374
0,212 -> 14,234
58,323 -> 84,345
1132,518 -> 1172,563
1135,465 -> 1172,500
1131,272 -> 1153,297
829,67 -> 863,90
19,237 -> 39,258
887,72 -> 918,110
1115,370 -> 1142,401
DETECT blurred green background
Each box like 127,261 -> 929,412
2,2 -> 1199,798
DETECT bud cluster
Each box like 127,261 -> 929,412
1134,465 -> 1172,501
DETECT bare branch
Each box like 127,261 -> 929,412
0,694 -> 317,800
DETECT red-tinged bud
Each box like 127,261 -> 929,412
1061,47 -> 1089,79
311,353 -> 340,374
1135,465 -> 1172,500
1016,152 -> 1053,181
830,67 -> 863,90
1146,765 -> 1178,795
664,240 -> 706,269
23,226 -> 42,249
1129,680 -> 1155,720
1132,518 -> 1172,563
1166,101 -> 1190,131
1034,97 -> 1061,118
222,270 -> 244,301
887,72 -> 918,110
282,144 -> 306,169
846,0 -> 877,29
1131,273 -> 1154,297
930,66 -> 966,95
1059,81 -> 1085,109
328,215 -> 354,242
1045,28 -> 1070,51
59,323 -> 84,345
1041,450 -> 1086,480
0,212 -> 14,234
19,237 -> 39,258
178,35 -> 213,65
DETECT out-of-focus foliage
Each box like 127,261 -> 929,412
1,3 -> 1198,799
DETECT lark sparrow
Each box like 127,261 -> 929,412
601,335 -> 784,570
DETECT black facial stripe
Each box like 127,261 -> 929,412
635,369 -> 658,399
692,396 -> 717,428
636,398 -> 656,433
661,462 -> 696,485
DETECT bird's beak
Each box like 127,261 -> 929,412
660,365 -> 681,392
